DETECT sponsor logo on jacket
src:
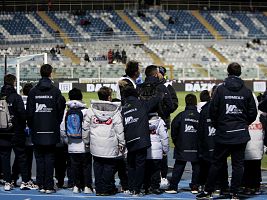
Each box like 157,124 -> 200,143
125,116 -> 139,125
35,103 -> 53,113
226,104 -> 242,114
185,124 -> 197,133
249,122 -> 262,130
208,126 -> 216,136
93,117 -> 112,125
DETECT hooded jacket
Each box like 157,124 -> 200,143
60,100 -> 90,153
171,105 -> 199,162
27,77 -> 66,146
210,76 -> 257,144
146,114 -> 169,159
85,100 -> 125,158
0,84 -> 26,146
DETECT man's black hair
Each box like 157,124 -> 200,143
68,88 -> 83,100
4,74 -> 16,86
40,64 -> 53,78
98,86 -> 112,101
145,65 -> 158,77
23,83 -> 33,96
200,90 -> 211,102
227,62 -> 241,76
125,61 -> 139,78
185,93 -> 197,106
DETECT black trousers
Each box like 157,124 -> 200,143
0,145 -> 29,183
169,160 -> 200,190
199,158 -> 229,190
12,145 -> 34,182
116,157 -> 128,190
93,156 -> 116,194
127,148 -> 147,193
205,143 -> 247,194
55,145 -> 68,186
144,159 -> 161,190
161,154 -> 168,178
34,145 -> 56,190
242,160 -> 262,189
70,152 -> 92,189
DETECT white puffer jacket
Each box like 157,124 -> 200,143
85,100 -> 125,158
245,97 -> 265,160
147,115 -> 169,159
60,100 -> 90,153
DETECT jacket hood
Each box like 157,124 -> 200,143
66,100 -> 86,109
224,75 -> 244,91
91,100 -> 121,121
149,115 -> 161,130
144,76 -> 160,84
36,77 -> 53,91
1,84 -> 16,96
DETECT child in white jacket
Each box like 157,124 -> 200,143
144,113 -> 169,194
242,95 -> 265,195
60,88 -> 93,194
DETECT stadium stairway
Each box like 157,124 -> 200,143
258,64 -> 267,78
37,11 -> 80,65
207,47 -> 228,63
192,64 -> 209,77
116,10 -> 149,43
191,10 -> 222,40
142,45 -> 164,66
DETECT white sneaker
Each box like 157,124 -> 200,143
73,186 -> 80,193
84,186 -> 93,194
4,182 -> 12,191
160,178 -> 170,189
27,181 -> 38,190
20,182 -> 31,190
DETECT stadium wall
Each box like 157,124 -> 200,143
28,80 -> 265,93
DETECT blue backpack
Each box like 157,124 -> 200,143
65,108 -> 84,139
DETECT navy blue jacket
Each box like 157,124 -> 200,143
0,85 -> 26,146
198,102 -> 215,162
27,78 -> 66,146
137,76 -> 173,121
121,95 -> 160,152
210,76 -> 257,144
171,105 -> 199,162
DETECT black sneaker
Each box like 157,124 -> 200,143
151,188 -> 163,195
196,191 -> 212,199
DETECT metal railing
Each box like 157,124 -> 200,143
1,32 -> 266,46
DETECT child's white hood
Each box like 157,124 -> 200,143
91,100 -> 121,121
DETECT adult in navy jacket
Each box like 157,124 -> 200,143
197,63 -> 257,199
121,87 -> 160,196
27,64 -> 66,193
137,65 -> 173,122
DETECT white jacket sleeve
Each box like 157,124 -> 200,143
82,109 -> 91,145
114,112 -> 125,146
60,110 -> 68,144
159,120 -> 169,154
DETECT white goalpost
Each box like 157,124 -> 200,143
1,53 -> 47,93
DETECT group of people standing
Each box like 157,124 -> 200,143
0,60 -> 265,200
